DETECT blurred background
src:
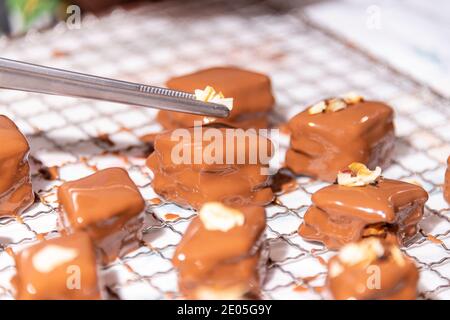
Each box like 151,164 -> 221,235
0,0 -> 136,35
0,0 -> 448,96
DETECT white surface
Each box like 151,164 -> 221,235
305,0 -> 450,96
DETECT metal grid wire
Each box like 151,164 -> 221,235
0,0 -> 449,300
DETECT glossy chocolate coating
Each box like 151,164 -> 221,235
0,116 -> 34,216
299,178 -> 428,249
327,239 -> 418,300
445,156 -> 450,203
173,205 -> 266,299
57,167 -> 145,263
286,100 -> 395,182
157,67 -> 275,129
13,232 -> 100,300
146,126 -> 274,209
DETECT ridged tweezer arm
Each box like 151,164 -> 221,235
0,58 -> 230,118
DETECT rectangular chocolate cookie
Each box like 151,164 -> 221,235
13,232 -> 100,300
147,126 -> 274,209
173,203 -> 267,299
0,115 -> 34,216
327,238 -> 418,300
286,98 -> 395,182
157,66 -> 275,129
299,178 -> 428,249
57,167 -> 145,263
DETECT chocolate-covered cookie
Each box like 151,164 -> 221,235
57,167 -> 145,263
13,232 -> 101,300
286,95 -> 395,182
147,125 -> 274,209
327,238 -> 418,300
0,115 -> 34,216
299,163 -> 428,249
157,67 -> 275,129
173,202 -> 266,299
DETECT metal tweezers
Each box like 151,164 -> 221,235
0,57 -> 230,118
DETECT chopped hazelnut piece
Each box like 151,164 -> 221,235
338,238 -> 385,266
308,94 -> 364,115
195,86 -> 234,111
342,92 -> 364,104
337,162 -> 382,187
308,101 -> 327,114
199,202 -> 245,232
327,98 -> 347,112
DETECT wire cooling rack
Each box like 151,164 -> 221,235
0,0 -> 449,300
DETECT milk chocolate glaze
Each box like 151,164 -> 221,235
445,156 -> 450,203
286,100 -> 395,182
57,167 -> 145,263
299,177 -> 428,249
13,232 -> 101,300
173,205 -> 266,299
147,125 -> 274,209
327,238 -> 419,300
0,116 -> 34,216
157,66 -> 275,129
